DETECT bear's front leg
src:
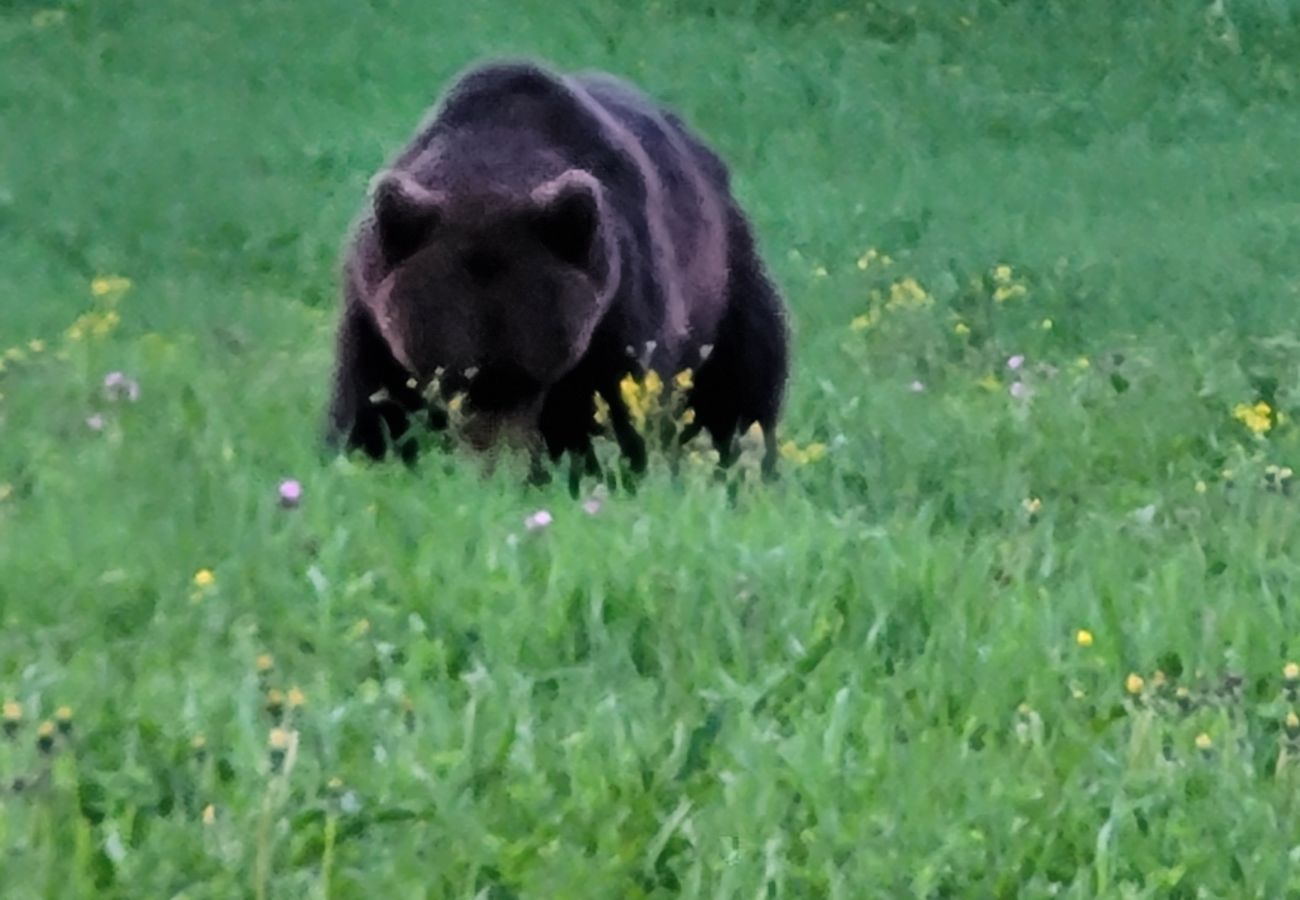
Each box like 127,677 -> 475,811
324,301 -> 426,461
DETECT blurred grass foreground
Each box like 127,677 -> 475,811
3,0 -> 1300,896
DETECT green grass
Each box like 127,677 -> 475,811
4,0 -> 1300,895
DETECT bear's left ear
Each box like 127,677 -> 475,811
529,170 -> 602,271
372,170 -> 442,265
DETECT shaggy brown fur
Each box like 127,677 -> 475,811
324,58 -> 790,489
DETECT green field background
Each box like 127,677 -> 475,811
3,0 -> 1300,896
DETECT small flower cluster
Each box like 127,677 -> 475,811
1233,400 -> 1277,436
779,436 -> 828,466
850,273 -> 933,333
990,264 -> 1028,303
855,247 -> 894,271
614,366 -> 696,435
86,370 -> 141,433
3,699 -> 75,758
66,308 -> 122,343
1265,464 -> 1294,494
1074,660 -> 1300,769
0,338 -> 54,375
256,654 -> 305,775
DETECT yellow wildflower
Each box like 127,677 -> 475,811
1194,732 -> 1213,751
193,568 -> 215,588
36,720 -> 56,753
644,370 -> 662,398
95,310 -> 120,336
287,687 -> 306,709
1074,356 -> 1090,370
812,265 -> 828,278
1285,661 -> 1299,682
592,391 -> 610,426
1075,629 -> 1094,648
256,653 -> 275,673
993,283 -> 1027,303
1040,318 -> 1053,331
65,309 -> 122,342
673,369 -> 693,392
885,277 -> 931,311
1022,497 -> 1042,515
1194,480 -> 1207,494
993,264 -> 1013,283
780,440 -> 828,466
28,339 -> 45,353
268,727 -> 291,750
2,700 -> 21,722
619,374 -> 641,420
854,248 -> 890,270
954,321 -> 971,336
619,371 -> 664,430
202,804 -> 216,825
91,275 -> 132,298
265,690 -> 286,721
1125,673 -> 1145,695
1232,401 -> 1273,436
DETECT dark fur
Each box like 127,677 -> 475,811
324,59 -> 790,486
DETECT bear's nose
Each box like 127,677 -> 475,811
467,362 -> 539,412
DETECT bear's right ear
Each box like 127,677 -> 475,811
372,171 -> 441,265
529,169 -> 603,272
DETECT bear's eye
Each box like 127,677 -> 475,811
462,249 -> 505,284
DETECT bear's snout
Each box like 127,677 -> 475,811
466,361 -> 541,412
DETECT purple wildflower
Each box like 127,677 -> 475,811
102,371 -> 140,402
524,510 -> 553,531
278,479 -> 303,508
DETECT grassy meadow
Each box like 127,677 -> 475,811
4,0 -> 1300,895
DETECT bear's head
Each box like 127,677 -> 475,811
362,167 -> 617,415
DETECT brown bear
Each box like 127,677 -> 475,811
323,58 -> 791,490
